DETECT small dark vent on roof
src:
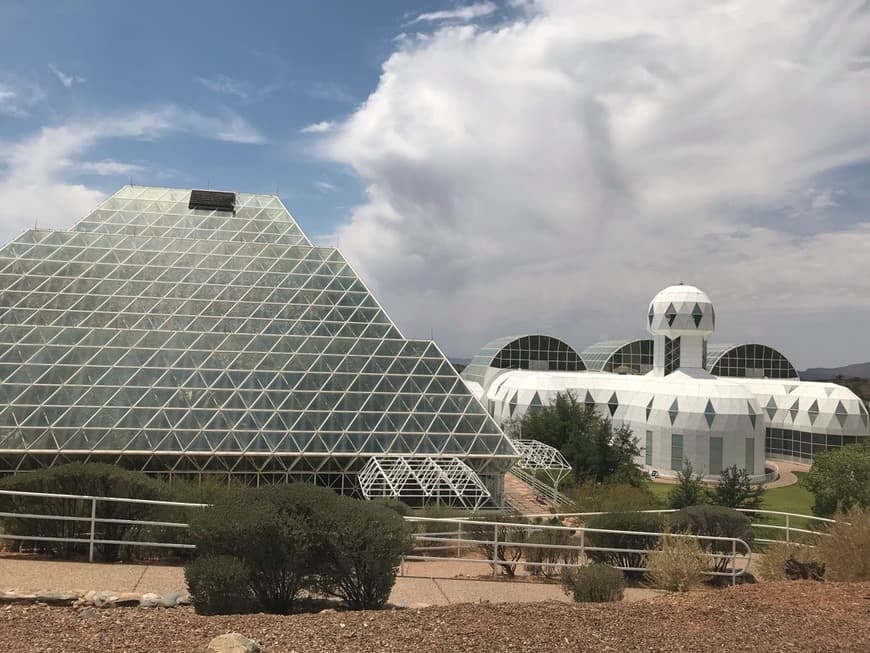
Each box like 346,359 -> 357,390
189,189 -> 236,213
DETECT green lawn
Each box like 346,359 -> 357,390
647,472 -> 818,540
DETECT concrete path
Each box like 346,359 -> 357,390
0,557 -> 660,607
763,460 -> 810,489
503,473 -> 552,514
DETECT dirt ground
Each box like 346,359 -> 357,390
1,581 -> 868,652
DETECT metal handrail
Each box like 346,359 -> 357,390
404,515 -> 752,585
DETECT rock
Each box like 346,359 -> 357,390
0,592 -> 38,604
34,592 -> 79,606
207,632 -> 261,653
108,592 -> 141,608
94,591 -> 118,608
140,592 -> 161,608
161,591 -> 183,608
79,607 -> 99,620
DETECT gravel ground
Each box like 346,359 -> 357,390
1,581 -> 868,652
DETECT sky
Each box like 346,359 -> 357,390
1,1 -> 869,369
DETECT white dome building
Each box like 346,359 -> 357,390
462,284 -> 870,481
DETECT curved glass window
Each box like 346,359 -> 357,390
581,339 -> 653,374
707,344 -> 798,379
462,334 -> 584,386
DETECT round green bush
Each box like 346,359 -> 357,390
185,554 -> 253,615
584,511 -> 664,573
561,563 -> 625,602
668,505 -> 753,573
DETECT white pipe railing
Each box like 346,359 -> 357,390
0,489 -> 833,576
0,489 -> 208,562
404,516 -> 752,585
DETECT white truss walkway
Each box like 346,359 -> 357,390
358,456 -> 491,510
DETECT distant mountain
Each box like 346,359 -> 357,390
802,362 -> 870,381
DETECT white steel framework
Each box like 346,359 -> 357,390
511,439 -> 572,487
358,456 -> 491,510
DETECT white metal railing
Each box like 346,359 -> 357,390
0,489 -> 208,562
0,489 -> 832,576
508,467 -> 573,506
403,516 -> 752,585
522,508 -> 836,544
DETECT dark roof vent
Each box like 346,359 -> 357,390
189,189 -> 236,213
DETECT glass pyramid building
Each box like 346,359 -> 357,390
0,186 -> 517,501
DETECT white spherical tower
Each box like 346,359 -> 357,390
647,284 -> 715,376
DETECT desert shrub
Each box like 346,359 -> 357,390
185,554 -> 253,615
565,482 -> 663,513
561,564 -> 625,602
410,505 -> 468,557
465,516 -> 528,577
318,498 -> 412,609
0,463 -> 171,561
756,542 -> 823,582
645,534 -> 708,591
816,507 -> 870,581
372,498 -> 413,517
187,483 -> 337,613
669,505 -> 753,574
524,518 -> 579,577
584,511 -> 664,573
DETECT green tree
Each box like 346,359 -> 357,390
668,460 -> 709,509
804,442 -> 870,517
711,465 -> 764,511
520,391 -> 643,485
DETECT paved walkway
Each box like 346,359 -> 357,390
503,473 -> 552,513
0,557 -> 660,607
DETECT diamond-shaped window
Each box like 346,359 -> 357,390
584,390 -> 595,412
607,392 -> 619,417
668,398 -> 679,425
765,397 -> 777,420
665,303 -> 677,327
646,396 -> 654,421
691,303 -> 703,328
747,400 -> 757,429
834,401 -> 848,428
648,306 -> 654,327
704,399 -> 715,428
789,399 -> 799,421
808,400 -> 819,425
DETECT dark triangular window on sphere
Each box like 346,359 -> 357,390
668,398 -> 679,425
585,390 -> 595,412
834,401 -> 847,428
808,400 -> 819,425
648,306 -> 654,327
665,303 -> 677,327
691,303 -> 703,328
607,392 -> 619,417
704,399 -> 715,428
789,399 -> 799,422
646,396 -> 654,421
765,397 -> 777,420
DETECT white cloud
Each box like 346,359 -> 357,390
323,0 -> 870,366
307,82 -> 356,104
78,159 -> 146,176
300,120 -> 336,134
411,2 -> 497,24
198,74 -> 250,99
48,64 -> 85,88
317,180 -> 337,192
0,106 -> 265,242
0,80 -> 44,117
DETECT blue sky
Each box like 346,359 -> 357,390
2,1 -> 870,367
0,0 -> 448,235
